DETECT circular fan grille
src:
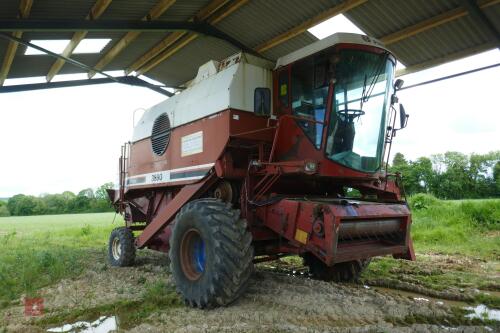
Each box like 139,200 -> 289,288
151,113 -> 171,155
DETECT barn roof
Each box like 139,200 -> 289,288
0,0 -> 499,93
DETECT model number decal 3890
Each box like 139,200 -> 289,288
151,173 -> 163,182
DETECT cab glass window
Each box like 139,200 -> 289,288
291,56 -> 328,148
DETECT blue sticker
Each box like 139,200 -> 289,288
345,206 -> 358,216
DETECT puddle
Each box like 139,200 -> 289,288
47,316 -> 118,333
259,264 -> 310,278
373,286 -> 468,308
374,287 -> 500,322
479,290 -> 500,298
413,297 -> 430,302
259,264 -> 500,324
465,304 -> 500,321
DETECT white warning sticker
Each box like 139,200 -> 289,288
181,131 -> 203,157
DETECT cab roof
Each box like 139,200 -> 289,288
275,32 -> 391,68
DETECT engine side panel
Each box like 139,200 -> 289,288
126,111 -> 231,190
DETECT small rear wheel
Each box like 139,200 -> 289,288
303,253 -> 370,282
170,199 -> 253,308
108,227 -> 136,267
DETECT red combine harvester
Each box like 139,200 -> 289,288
107,32 -> 414,308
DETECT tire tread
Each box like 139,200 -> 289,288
170,199 -> 253,308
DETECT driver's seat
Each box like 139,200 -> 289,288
332,116 -> 355,153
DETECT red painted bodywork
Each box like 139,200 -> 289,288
254,199 -> 414,263
110,43 -> 415,266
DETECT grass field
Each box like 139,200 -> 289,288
0,213 -> 122,306
410,195 -> 499,259
0,197 -> 498,311
0,212 -> 121,236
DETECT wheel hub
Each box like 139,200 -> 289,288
111,237 -> 121,260
180,229 -> 206,281
213,181 -> 233,202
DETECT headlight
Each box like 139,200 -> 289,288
304,161 -> 317,173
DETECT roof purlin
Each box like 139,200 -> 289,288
45,0 -> 113,82
0,0 -> 33,86
87,0 -> 177,79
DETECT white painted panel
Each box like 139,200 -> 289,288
229,62 -> 273,113
132,65 -> 236,142
132,54 -> 273,143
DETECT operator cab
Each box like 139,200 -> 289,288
274,33 -> 400,175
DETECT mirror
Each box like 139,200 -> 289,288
394,78 -> 404,91
399,104 -> 409,129
254,87 -> 271,116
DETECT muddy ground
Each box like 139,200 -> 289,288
1,251 -> 498,333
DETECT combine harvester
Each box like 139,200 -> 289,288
107,32 -> 414,308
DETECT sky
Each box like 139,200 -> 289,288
0,15 -> 499,197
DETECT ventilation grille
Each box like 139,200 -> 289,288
151,113 -> 171,156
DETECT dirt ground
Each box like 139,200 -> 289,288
1,251 -> 498,333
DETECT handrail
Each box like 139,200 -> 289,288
118,143 -> 129,214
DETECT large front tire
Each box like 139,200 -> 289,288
304,253 -> 370,282
169,199 -> 253,308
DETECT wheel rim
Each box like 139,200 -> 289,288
112,237 -> 121,260
180,229 -> 206,281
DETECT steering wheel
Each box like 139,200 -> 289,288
336,109 -> 365,117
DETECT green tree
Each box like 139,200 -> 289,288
7,194 -> 46,216
494,161 -> 500,195
95,182 -> 114,200
78,188 -> 95,198
435,152 -> 470,199
7,194 -> 26,216
0,201 -> 10,217
412,157 -> 434,193
390,153 -> 420,195
43,194 -> 68,214
62,191 -> 76,200
392,152 -> 407,168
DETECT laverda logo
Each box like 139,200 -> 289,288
361,35 -> 382,47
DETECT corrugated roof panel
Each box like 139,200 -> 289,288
0,39 -> 9,59
159,0 -> 212,21
1,0 -> 499,86
346,0 -> 460,39
6,31 -> 122,78
7,52 -> 103,78
9,32 -> 78,78
104,32 -> 170,70
389,14 -> 493,66
146,35 -> 239,87
100,0 -> 158,20
18,31 -> 76,40
0,0 -> 21,20
29,0 -> 93,20
215,0 -> 343,49
262,32 -> 318,61
483,3 -> 500,33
